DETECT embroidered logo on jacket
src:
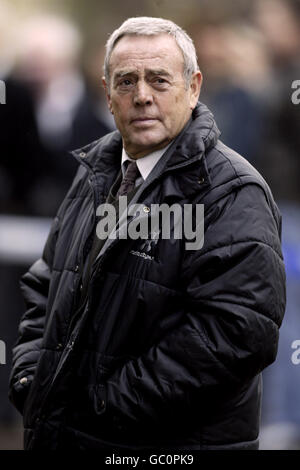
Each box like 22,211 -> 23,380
130,230 -> 160,261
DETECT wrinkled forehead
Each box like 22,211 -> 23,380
109,34 -> 185,76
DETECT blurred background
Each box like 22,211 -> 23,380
0,0 -> 300,450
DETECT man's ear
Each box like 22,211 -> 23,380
189,71 -> 202,110
102,76 -> 113,114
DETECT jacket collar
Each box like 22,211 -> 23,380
75,102 -> 220,267
71,101 -> 220,176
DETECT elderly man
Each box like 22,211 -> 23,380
9,17 -> 285,451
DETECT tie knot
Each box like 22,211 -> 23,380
117,160 -> 141,197
124,160 -> 140,181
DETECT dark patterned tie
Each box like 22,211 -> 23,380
116,160 -> 141,197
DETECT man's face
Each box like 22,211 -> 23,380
103,34 -> 202,158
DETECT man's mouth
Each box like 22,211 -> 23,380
131,117 -> 158,126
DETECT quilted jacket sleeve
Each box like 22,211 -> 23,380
8,215 -> 61,414
102,182 -> 286,427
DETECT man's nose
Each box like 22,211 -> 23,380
133,81 -> 153,106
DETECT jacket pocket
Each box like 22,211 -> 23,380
9,373 -> 34,416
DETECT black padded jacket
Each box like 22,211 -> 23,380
9,102 -> 286,450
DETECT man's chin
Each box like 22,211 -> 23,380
128,138 -> 170,158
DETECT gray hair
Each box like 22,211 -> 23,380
104,17 -> 199,87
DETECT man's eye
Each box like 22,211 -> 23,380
120,79 -> 132,86
153,78 -> 169,87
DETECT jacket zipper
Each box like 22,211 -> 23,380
34,171 -> 100,421
34,150 -> 205,423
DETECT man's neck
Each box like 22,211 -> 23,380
122,142 -> 173,181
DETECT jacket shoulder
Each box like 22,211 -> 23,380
202,140 -> 281,230
207,140 -> 269,190
204,140 -> 278,209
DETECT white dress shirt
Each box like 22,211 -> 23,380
121,143 -> 172,185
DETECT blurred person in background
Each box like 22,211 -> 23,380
82,36 -> 117,132
253,0 -> 300,203
0,0 -> 43,450
190,19 -> 271,164
251,0 -> 300,450
1,8 -> 113,450
0,1 -> 42,216
14,14 -> 113,217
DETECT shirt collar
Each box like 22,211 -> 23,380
121,143 -> 172,181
